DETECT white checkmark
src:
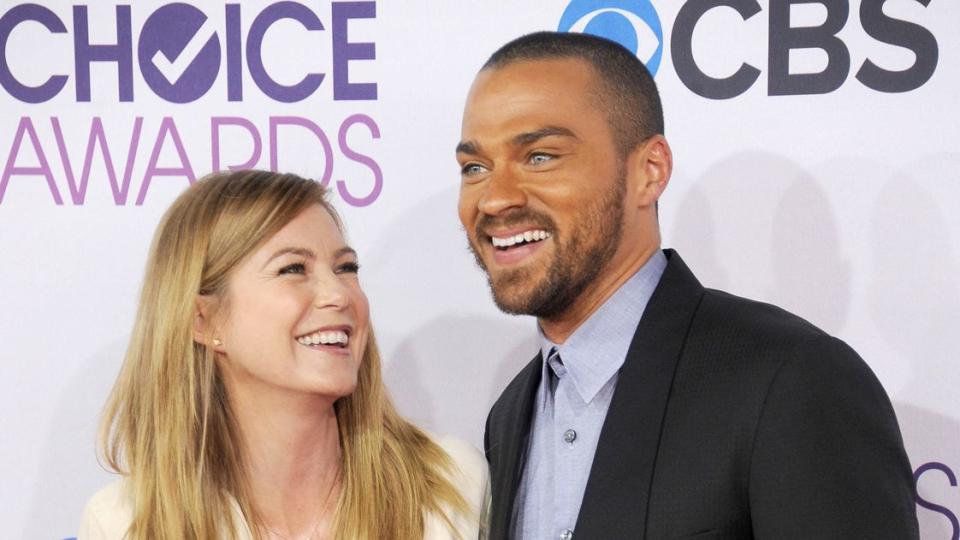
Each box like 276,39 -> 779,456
151,20 -> 217,84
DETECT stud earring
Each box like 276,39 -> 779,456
213,338 -> 223,347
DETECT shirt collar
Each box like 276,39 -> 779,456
538,249 -> 667,403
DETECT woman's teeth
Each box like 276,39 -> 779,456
296,330 -> 349,347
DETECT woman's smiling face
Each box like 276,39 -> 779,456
211,204 -> 370,401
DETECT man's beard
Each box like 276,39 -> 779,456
468,174 -> 626,319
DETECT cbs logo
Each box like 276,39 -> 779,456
559,0 -> 939,98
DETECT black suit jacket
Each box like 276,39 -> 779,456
484,250 -> 918,539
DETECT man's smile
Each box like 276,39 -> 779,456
483,227 -> 553,266
490,229 -> 552,248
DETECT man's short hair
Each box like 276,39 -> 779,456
483,31 -> 664,155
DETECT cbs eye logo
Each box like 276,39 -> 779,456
558,0 -> 664,76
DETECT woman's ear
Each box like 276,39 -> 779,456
194,295 -> 224,352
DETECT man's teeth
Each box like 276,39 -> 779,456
491,230 -> 551,248
296,330 -> 349,347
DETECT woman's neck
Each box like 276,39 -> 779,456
231,385 -> 342,539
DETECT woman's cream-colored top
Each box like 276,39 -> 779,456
78,434 -> 489,539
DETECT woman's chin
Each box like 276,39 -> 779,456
301,375 -> 358,402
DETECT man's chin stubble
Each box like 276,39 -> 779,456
469,240 -> 570,317
488,269 -> 538,315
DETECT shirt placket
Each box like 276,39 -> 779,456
552,359 -> 580,540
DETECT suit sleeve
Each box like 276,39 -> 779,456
748,336 -> 919,539
484,409 -> 493,462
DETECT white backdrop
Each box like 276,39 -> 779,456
1,1 -> 957,538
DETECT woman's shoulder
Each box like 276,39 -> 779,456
78,479 -> 134,540
78,480 -> 252,540
424,432 -> 490,539
431,433 -> 487,485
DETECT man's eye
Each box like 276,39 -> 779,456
337,262 -> 360,274
529,153 -> 554,165
279,263 -> 306,275
461,163 -> 488,176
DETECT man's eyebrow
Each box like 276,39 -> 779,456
512,126 -> 577,147
456,140 -> 481,156
456,127 -> 576,156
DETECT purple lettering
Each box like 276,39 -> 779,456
332,2 -> 376,101
0,4 -> 69,103
137,117 -> 195,205
269,116 -> 333,185
73,5 -> 133,102
915,462 -> 960,540
212,117 -> 262,171
51,116 -> 143,205
247,2 -> 325,103
0,117 -> 63,205
225,4 -> 243,101
336,114 -> 381,207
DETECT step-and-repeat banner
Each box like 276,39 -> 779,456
1,1 -> 957,537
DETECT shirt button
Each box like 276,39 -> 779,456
563,429 -> 577,444
560,529 -> 574,540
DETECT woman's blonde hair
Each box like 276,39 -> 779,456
100,170 -> 469,539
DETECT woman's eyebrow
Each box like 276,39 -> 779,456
334,246 -> 357,259
262,247 -> 315,269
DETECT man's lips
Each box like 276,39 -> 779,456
483,227 -> 553,266
489,228 -> 551,248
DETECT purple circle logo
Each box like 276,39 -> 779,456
138,3 -> 220,103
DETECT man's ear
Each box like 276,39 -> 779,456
625,135 -> 673,208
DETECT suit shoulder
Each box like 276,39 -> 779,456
697,288 -> 859,359
691,288 -> 876,382
701,288 -> 828,342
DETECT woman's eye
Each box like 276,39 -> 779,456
278,263 -> 306,275
337,262 -> 360,274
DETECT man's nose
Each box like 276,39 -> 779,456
477,167 -> 526,216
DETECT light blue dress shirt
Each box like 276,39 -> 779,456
512,250 -> 667,540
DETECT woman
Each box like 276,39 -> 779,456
79,170 -> 487,539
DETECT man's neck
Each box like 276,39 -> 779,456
540,244 -> 661,344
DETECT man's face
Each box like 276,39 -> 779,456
456,58 -> 627,318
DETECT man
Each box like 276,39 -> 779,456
456,32 -> 918,540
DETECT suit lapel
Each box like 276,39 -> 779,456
574,250 -> 704,539
488,353 -> 542,540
